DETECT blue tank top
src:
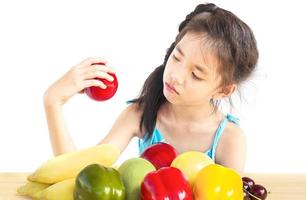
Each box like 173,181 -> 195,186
138,113 -> 240,162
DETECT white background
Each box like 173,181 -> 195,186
0,0 -> 305,172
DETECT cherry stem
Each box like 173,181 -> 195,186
247,192 -> 262,200
244,188 -> 267,200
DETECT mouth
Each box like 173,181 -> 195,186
165,82 -> 179,95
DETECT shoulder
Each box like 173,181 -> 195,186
221,122 -> 246,146
121,102 -> 144,137
98,102 -> 143,152
215,121 -> 247,173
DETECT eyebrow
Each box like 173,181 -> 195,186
175,45 -> 209,74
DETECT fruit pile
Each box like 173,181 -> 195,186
17,142 -> 268,200
17,144 -> 121,200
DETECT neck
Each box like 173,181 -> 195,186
164,101 -> 218,124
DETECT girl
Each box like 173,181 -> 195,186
43,3 -> 258,173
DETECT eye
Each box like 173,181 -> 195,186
192,72 -> 202,80
172,54 -> 180,62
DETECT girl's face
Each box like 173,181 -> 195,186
163,32 -> 222,106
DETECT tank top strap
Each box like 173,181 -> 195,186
226,113 -> 240,125
126,99 -> 134,104
208,114 -> 240,161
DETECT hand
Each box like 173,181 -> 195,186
44,57 -> 116,106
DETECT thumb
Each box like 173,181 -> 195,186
78,89 -> 85,94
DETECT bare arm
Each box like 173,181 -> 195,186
43,103 -> 76,155
98,103 -> 143,153
215,124 -> 247,174
43,57 -> 116,156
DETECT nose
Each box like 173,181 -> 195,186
170,65 -> 187,85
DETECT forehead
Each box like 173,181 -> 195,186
176,32 -> 219,74
177,32 -> 205,50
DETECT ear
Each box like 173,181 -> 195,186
213,84 -> 237,99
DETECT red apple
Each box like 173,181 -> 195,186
85,62 -> 118,101
140,142 -> 178,170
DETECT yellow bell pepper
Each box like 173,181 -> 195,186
193,164 -> 243,200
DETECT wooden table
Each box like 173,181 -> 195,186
0,173 -> 306,199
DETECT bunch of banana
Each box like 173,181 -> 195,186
17,144 -> 120,200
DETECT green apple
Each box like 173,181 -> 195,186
118,157 -> 155,200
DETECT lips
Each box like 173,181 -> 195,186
165,82 -> 179,95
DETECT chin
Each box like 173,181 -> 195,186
163,88 -> 180,104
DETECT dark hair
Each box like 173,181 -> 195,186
130,3 -> 259,137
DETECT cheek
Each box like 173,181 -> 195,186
163,65 -> 168,81
163,62 -> 174,79
184,82 -> 212,99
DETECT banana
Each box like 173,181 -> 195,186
17,181 -> 50,198
33,178 -> 75,200
28,143 -> 120,184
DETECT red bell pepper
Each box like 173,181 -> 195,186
140,167 -> 193,200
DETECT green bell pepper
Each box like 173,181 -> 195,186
74,164 -> 125,200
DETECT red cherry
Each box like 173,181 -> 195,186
249,184 -> 268,200
242,176 -> 255,191
85,63 -> 118,101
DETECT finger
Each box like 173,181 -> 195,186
83,70 -> 115,82
82,79 -> 107,89
80,57 -> 107,68
102,64 -> 116,74
90,64 -> 116,74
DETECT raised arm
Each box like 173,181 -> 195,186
43,57 -> 116,155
